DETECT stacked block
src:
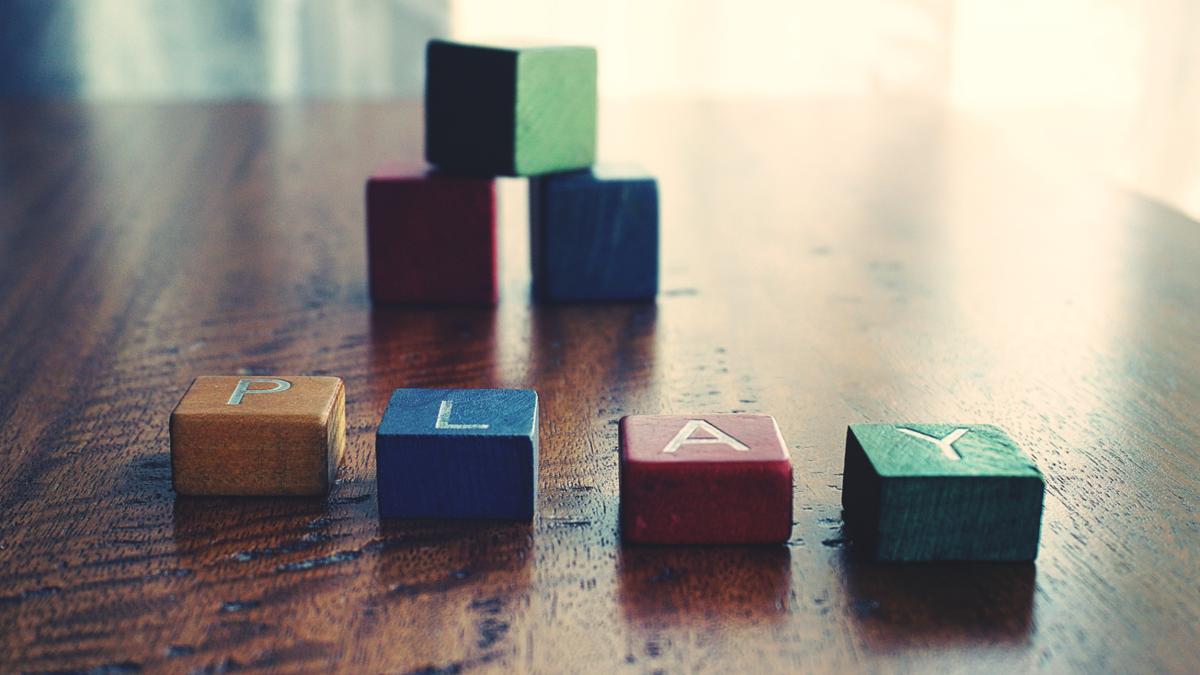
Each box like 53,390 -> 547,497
357,39 -> 1054,559
619,414 -> 793,544
842,424 -> 1045,561
368,38 -> 658,305
531,163 -> 659,301
426,40 -> 597,176
170,376 -> 346,496
376,388 -> 538,520
367,162 -> 497,304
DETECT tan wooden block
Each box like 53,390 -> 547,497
169,376 -> 346,496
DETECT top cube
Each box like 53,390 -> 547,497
425,39 -> 598,177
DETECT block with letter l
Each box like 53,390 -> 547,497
620,413 -> 793,544
530,163 -> 659,302
170,376 -> 346,496
841,423 -> 1045,562
376,389 -> 539,520
367,161 -> 497,304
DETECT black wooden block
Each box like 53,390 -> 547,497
530,163 -> 659,302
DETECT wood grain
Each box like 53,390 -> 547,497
1,98 -> 1199,674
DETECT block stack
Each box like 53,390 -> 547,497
367,39 -> 659,304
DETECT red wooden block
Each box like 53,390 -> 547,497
366,161 -> 498,304
620,414 -> 793,544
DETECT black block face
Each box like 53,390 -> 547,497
425,41 -> 517,175
841,428 -> 884,550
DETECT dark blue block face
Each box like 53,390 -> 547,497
531,163 -> 659,301
376,389 -> 538,520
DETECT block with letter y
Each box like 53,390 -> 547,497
619,414 -> 793,544
841,424 -> 1045,562
376,389 -> 539,520
170,376 -> 346,496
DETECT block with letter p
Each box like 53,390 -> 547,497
619,414 -> 793,544
169,376 -> 346,496
376,389 -> 539,520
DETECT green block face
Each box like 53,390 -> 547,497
425,40 -> 597,176
842,424 -> 1045,562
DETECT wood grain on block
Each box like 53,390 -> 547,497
376,388 -> 538,520
620,414 -> 793,544
530,163 -> 659,302
170,376 -> 346,496
366,161 -> 497,304
425,39 -> 597,176
842,424 -> 1045,562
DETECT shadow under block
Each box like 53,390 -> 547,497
169,376 -> 346,496
376,389 -> 538,520
425,39 -> 597,176
841,424 -> 1045,562
619,414 -> 793,544
366,162 -> 497,304
530,163 -> 659,302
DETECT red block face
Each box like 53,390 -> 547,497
619,414 -> 794,544
367,162 -> 498,304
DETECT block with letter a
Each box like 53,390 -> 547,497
376,388 -> 539,520
169,376 -> 346,496
841,423 -> 1045,561
619,413 -> 793,544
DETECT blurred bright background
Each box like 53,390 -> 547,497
2,0 -> 1199,218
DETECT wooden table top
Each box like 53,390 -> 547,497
1,98 -> 1198,675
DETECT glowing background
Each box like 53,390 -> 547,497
1,0 -> 1199,217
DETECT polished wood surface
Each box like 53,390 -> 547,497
1,98 -> 1199,674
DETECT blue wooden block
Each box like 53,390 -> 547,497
530,163 -> 659,302
376,388 -> 538,520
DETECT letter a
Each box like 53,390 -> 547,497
661,420 -> 750,454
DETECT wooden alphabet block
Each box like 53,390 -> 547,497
366,162 -> 497,304
170,376 -> 346,496
530,163 -> 659,302
376,389 -> 538,520
619,414 -> 793,544
425,39 -> 597,176
841,424 -> 1045,562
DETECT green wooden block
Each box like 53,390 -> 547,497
425,39 -> 597,176
841,424 -> 1045,562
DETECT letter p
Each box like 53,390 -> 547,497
227,378 -> 292,405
